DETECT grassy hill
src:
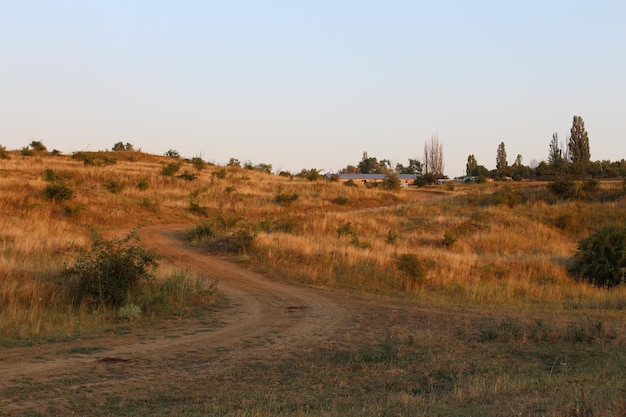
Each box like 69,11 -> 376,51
2,150 -> 626,340
2,149 -> 626,415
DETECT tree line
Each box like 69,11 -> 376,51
336,115 -> 624,185
467,115 -> 625,181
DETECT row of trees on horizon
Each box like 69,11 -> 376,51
339,115 -> 626,183
1,116 -> 624,182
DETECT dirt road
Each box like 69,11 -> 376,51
0,225 -> 354,415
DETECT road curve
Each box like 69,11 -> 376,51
0,225 -> 348,410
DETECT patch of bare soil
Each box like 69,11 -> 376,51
0,226 -> 373,414
0,223 -> 483,416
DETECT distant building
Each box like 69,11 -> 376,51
330,173 -> 419,185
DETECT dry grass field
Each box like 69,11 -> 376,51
1,149 -> 626,416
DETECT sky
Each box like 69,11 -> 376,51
1,1 -> 625,176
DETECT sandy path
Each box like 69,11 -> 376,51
0,225 -> 349,414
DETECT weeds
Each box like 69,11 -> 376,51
43,182 -> 74,202
62,229 -> 159,307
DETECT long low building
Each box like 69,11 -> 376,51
331,173 -> 419,184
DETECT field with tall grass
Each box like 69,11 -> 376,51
1,148 -> 626,415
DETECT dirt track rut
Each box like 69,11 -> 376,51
0,225 -> 349,413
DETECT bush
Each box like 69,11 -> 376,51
104,179 -> 125,193
331,196 -> 349,205
29,140 -> 47,152
162,162 -> 181,176
43,182 -> 74,202
191,157 -> 206,171
42,168 -> 61,182
274,192 -> 299,206
344,179 -> 358,187
137,178 -> 149,190
413,176 -> 428,187
212,167 -> 227,179
72,151 -> 117,166
164,149 -> 180,158
0,145 -> 10,159
443,230 -> 457,246
571,225 -> 626,287
396,253 -> 425,281
186,223 -> 214,242
548,178 -> 577,199
381,173 -> 401,191
492,185 -> 525,207
62,230 -> 159,307
178,171 -> 197,181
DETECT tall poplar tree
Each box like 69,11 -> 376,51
568,116 -> 590,174
466,154 -> 478,176
496,142 -> 508,173
548,132 -> 564,168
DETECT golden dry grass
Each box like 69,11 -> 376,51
1,150 -> 626,343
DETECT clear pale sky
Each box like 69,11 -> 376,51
1,1 -> 625,176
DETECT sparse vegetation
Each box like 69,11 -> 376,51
572,225 -> 626,287
0,145 -> 10,159
43,182 -> 74,202
62,229 -> 159,307
1,149 -> 626,416
161,161 -> 181,176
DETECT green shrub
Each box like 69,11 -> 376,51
62,230 -> 159,307
43,182 -> 74,202
186,223 -> 214,242
161,162 -> 181,176
137,178 -> 149,190
164,149 -> 180,158
443,230 -> 457,246
20,146 -> 33,156
492,185 -> 525,207
571,225 -> 626,287
139,197 -> 160,213
178,171 -> 197,181
274,192 -> 299,206
396,253 -> 424,281
42,168 -> 61,182
413,176 -> 427,187
0,145 -> 10,159
104,179 -> 125,193
186,222 -> 256,254
344,179 -> 358,187
548,178 -> 577,199
29,140 -> 47,152
336,222 -> 356,238
381,173 -> 401,191
62,204 -> 84,217
191,157 -> 206,171
72,151 -> 117,166
331,196 -> 349,205
213,167 -> 227,179
386,230 -> 398,245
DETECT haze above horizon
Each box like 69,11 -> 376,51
1,1 -> 625,176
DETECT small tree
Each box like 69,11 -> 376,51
30,140 -> 47,152
424,134 -> 444,177
164,149 -> 180,158
62,230 -> 159,306
496,142 -> 508,175
568,115 -> 591,175
548,132 -> 564,169
466,154 -> 478,176
381,173 -> 401,191
113,142 -> 134,151
0,145 -> 10,159
572,225 -> 626,288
